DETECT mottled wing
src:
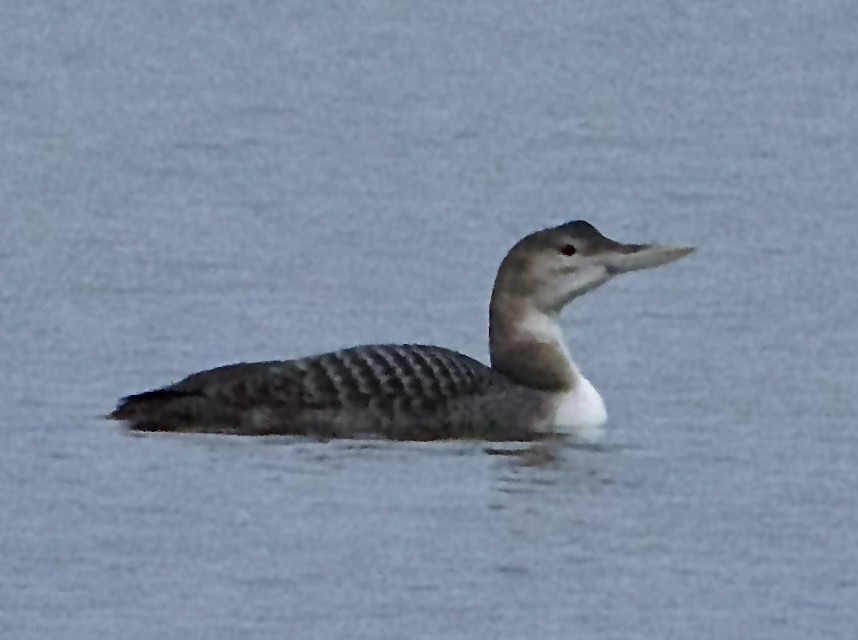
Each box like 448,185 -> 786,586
111,344 -> 508,436
284,344 -> 499,412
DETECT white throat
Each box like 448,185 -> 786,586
519,309 -> 608,442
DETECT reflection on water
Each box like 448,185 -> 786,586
491,443 -> 617,498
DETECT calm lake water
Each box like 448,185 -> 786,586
2,1 -> 856,638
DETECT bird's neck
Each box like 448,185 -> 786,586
489,292 -> 580,392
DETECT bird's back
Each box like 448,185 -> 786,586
110,344 -> 544,440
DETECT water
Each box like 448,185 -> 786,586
2,1 -> 856,638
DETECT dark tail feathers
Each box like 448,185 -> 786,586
109,388 -> 203,422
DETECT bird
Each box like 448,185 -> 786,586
109,220 -> 694,443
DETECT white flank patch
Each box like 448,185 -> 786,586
552,375 -> 608,443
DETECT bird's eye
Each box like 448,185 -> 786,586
560,244 -> 577,256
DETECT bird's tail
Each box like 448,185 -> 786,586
108,388 -> 204,431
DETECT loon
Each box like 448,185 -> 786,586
109,221 -> 694,442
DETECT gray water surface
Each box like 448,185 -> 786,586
2,1 -> 857,638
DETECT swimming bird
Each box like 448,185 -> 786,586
109,221 -> 694,442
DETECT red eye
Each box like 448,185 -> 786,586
560,244 -> 577,256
